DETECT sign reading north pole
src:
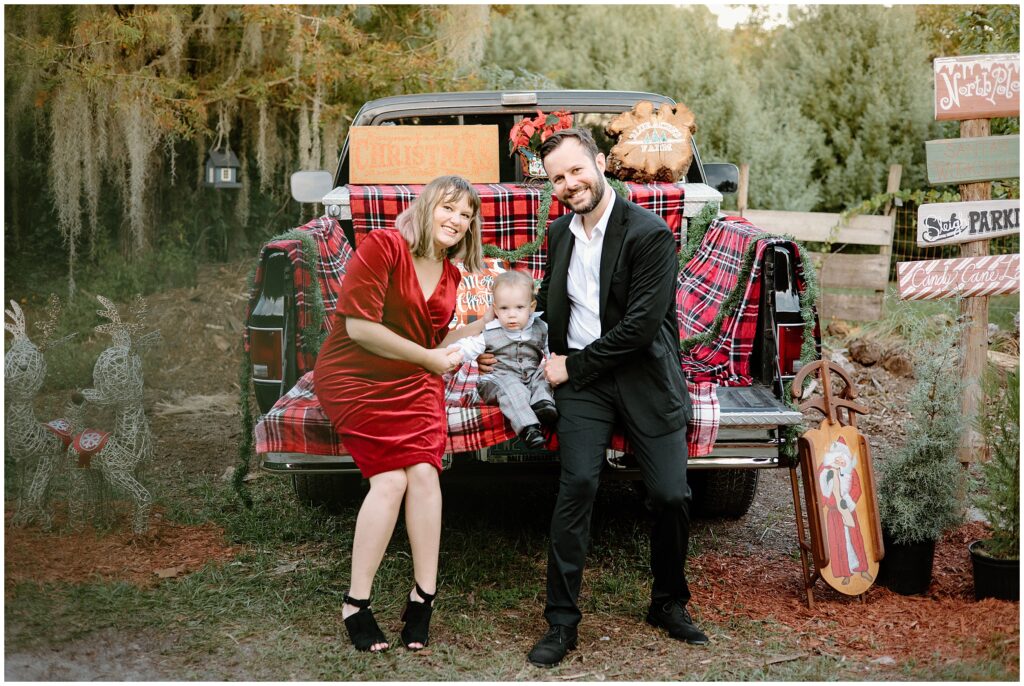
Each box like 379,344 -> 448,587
917,199 -> 1021,247
934,53 -> 1020,121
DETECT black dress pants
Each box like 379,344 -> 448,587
544,372 -> 692,628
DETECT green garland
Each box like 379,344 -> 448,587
676,212 -> 821,464
482,178 -> 630,263
233,228 -> 328,507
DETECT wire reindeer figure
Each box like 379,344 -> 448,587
5,297 -> 76,529
68,295 -> 161,534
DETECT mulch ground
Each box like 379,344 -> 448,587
4,505 -> 240,595
693,521 -> 1019,670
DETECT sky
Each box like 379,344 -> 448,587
705,4 -> 792,29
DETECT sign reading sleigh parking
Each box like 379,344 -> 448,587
917,199 -> 1020,247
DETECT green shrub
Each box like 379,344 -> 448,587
973,369 -> 1020,559
877,311 -> 965,544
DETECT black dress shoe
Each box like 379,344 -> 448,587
527,624 -> 578,667
519,424 -> 547,450
531,400 -> 559,426
646,600 -> 709,645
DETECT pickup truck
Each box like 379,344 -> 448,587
246,90 -> 817,519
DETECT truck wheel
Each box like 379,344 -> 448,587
689,469 -> 759,520
292,473 -> 367,513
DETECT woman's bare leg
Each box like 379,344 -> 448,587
343,469 -> 408,651
403,462 -> 442,649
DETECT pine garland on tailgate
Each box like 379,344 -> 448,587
233,227 -> 328,507
482,179 -> 630,263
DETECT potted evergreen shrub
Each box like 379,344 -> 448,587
876,315 -> 964,595
969,368 -> 1019,601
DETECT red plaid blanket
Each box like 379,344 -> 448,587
244,217 -> 353,375
677,215 -> 807,385
254,369 -> 718,457
349,182 -> 686,279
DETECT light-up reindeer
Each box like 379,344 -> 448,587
5,297 -> 77,529
69,296 -> 160,534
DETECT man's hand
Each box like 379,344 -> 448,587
476,352 -> 498,373
544,353 -> 569,387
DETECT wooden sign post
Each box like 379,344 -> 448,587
903,52 -> 1021,467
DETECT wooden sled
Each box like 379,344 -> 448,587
788,360 -> 884,608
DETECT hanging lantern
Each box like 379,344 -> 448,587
204,147 -> 242,189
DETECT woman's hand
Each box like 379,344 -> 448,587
422,348 -> 460,375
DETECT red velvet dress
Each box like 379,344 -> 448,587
313,229 -> 459,478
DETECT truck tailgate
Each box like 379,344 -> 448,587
690,384 -> 803,469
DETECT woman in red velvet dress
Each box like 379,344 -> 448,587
314,175 -> 487,653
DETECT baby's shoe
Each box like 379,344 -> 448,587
531,400 -> 559,426
519,424 -> 547,450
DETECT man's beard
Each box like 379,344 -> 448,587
564,170 -> 606,215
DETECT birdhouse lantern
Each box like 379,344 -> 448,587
204,147 -> 242,189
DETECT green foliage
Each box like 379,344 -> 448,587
878,309 -> 966,544
973,369 -> 1020,559
4,5 -> 474,294
755,6 -> 937,210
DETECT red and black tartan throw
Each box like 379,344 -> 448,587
244,216 -> 353,375
348,182 -> 686,280
677,215 -> 807,386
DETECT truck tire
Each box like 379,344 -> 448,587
689,469 -> 759,520
292,473 -> 367,513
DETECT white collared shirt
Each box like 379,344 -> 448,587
566,189 -> 616,350
454,312 -> 545,359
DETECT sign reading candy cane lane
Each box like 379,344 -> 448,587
934,53 -> 1021,121
897,254 -> 1020,301
925,135 -> 1020,185
917,199 -> 1020,247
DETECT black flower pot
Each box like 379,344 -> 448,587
969,540 -> 1020,601
877,528 -> 935,595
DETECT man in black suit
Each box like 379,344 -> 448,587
526,128 -> 708,667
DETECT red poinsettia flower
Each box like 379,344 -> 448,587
508,109 -> 573,156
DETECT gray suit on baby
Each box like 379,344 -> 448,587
458,318 -> 554,434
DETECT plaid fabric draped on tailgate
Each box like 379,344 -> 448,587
677,215 -> 806,386
244,217 -> 353,375
348,182 -> 686,279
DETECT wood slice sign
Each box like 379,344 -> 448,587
917,199 -> 1020,247
605,101 -> 696,183
897,254 -> 1020,300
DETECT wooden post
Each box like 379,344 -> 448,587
737,163 -> 749,217
957,118 -> 991,465
880,164 -> 902,258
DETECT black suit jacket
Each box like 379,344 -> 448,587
537,192 -> 691,437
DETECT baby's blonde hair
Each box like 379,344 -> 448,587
493,269 -> 536,301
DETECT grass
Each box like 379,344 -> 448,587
7,473 -> 1019,681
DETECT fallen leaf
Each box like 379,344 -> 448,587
272,561 -> 300,575
414,648 -> 433,656
870,656 -> 897,666
155,564 -> 188,579
212,334 -> 230,352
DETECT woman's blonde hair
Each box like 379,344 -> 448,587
395,175 -> 484,272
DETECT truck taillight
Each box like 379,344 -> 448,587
250,327 -> 283,381
777,323 -> 804,377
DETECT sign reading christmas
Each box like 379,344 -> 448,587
917,199 -> 1021,247
897,254 -> 1020,301
934,53 -> 1020,121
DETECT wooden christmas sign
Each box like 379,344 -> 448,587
897,254 -> 1020,300
348,125 -> 500,184
605,101 -> 696,183
925,135 -> 1020,185
917,199 -> 1020,247
934,53 -> 1020,121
